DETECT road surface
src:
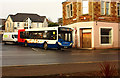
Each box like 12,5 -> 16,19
1,43 -> 120,66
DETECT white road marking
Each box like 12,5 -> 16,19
2,60 -> 119,67
32,48 -> 39,52
1,54 -> 46,57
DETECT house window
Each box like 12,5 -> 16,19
10,23 -> 11,28
66,3 -> 73,18
7,23 -> 9,27
37,23 -> 39,28
70,3 -> 73,16
117,3 -> 120,16
106,2 -> 110,15
17,22 -> 19,27
100,28 -> 112,44
24,23 -> 26,26
82,0 -> 89,14
67,5 -> 70,18
101,1 -> 105,15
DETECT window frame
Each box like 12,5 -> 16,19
101,0 -> 105,15
37,23 -> 39,28
10,23 -> 11,28
82,0 -> 89,15
99,27 -> 113,45
117,3 -> 120,16
17,22 -> 19,27
106,2 -> 110,15
7,23 -> 9,27
66,2 -> 73,18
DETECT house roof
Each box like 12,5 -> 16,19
0,19 -> 5,25
9,13 -> 46,23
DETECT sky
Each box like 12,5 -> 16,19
0,0 -> 66,22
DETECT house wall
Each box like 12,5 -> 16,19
43,18 -> 48,27
64,22 -> 94,48
32,22 -> 43,28
93,22 -> 119,49
14,22 -> 25,32
118,23 -> 120,48
63,21 -> 120,49
5,16 -> 14,32
93,2 -> 120,22
62,1 -> 120,25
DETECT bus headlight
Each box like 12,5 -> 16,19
58,42 -> 62,45
70,43 -> 72,46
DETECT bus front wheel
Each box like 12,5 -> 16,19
44,43 -> 48,50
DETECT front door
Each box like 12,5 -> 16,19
82,32 -> 91,48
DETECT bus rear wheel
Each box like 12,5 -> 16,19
44,43 -> 47,50
4,42 -> 7,45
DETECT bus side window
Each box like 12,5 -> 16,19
20,32 -> 24,39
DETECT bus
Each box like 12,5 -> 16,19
3,32 -> 18,44
18,27 -> 73,50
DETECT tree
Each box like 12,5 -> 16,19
58,18 -> 63,26
47,18 -> 59,27
48,22 -> 59,27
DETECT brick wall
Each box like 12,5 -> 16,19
63,2 -> 78,25
62,1 -> 120,25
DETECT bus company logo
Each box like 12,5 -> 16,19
63,42 -> 69,45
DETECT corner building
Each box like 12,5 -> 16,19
62,0 -> 120,49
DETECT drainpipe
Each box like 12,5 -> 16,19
75,0 -> 79,48
92,0 -> 94,21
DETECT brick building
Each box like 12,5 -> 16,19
62,0 -> 120,49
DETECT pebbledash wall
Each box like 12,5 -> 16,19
62,0 -> 120,49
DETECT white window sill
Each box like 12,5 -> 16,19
100,44 -> 112,46
66,16 -> 73,19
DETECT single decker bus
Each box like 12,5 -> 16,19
18,27 -> 73,50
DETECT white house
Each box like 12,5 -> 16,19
5,13 -> 48,32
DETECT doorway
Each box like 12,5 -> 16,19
80,29 -> 92,48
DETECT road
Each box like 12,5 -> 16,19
1,43 -> 120,66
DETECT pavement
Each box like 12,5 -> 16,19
2,61 -> 119,76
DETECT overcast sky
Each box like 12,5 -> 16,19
0,0 -> 66,22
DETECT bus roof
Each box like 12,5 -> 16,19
24,26 -> 72,31
25,27 -> 59,31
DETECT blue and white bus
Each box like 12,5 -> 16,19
18,27 -> 73,50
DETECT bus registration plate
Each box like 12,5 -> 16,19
64,46 -> 68,48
